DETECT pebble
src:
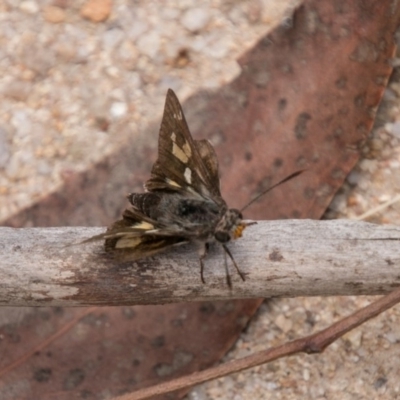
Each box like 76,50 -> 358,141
102,28 -> 125,50
181,8 -> 210,32
2,81 -> 31,102
0,127 -> 11,169
303,368 -> 310,381
19,1 -> 39,14
274,314 -> 293,333
358,158 -> 378,173
204,36 -> 232,59
328,193 -> 347,212
384,330 -> 400,344
387,121 -> 400,138
80,0 -> 112,22
43,5 -> 66,23
110,102 -> 128,118
344,329 -> 363,348
136,31 -> 161,59
346,170 -> 362,186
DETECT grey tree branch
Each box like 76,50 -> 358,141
1,220 -> 399,306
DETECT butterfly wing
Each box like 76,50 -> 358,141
195,139 -> 221,197
102,209 -> 187,261
85,89 -> 225,260
145,89 -> 225,206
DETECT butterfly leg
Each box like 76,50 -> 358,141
222,244 -> 246,282
223,248 -> 232,288
198,243 -> 209,284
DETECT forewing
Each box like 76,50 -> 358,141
145,89 -> 224,203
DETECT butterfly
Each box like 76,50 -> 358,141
88,89 -> 301,287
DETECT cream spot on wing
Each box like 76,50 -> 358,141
172,143 -> 189,163
115,237 -> 142,249
182,141 -> 192,158
170,130 -> 190,163
184,167 -> 192,184
133,222 -> 154,230
166,178 -> 181,187
174,111 -> 183,120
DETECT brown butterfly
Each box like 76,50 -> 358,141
88,89 -> 301,287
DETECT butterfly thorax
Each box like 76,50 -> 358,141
129,191 -> 246,244
130,192 -> 225,241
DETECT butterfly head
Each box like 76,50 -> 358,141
214,209 -> 256,244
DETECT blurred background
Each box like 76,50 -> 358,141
1,1 -> 400,399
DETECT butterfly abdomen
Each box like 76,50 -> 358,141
128,192 -> 162,219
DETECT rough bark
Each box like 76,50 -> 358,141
1,220 -> 399,306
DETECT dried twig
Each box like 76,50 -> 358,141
1,220 -> 400,306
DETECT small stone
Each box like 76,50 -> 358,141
118,41 -> 139,69
303,368 -> 310,381
37,160 -> 51,175
346,170 -> 362,186
105,66 -> 120,78
329,193 -> 347,212
246,0 -> 262,23
19,1 -> 39,14
136,31 -> 160,59
127,20 -> 148,41
80,0 -> 112,23
387,121 -> 400,138
43,5 -> 66,23
369,137 -> 384,151
5,154 -> 22,179
20,69 -> 36,81
344,329 -> 363,348
54,43 -> 78,62
378,194 -> 390,203
264,381 -> 278,391
110,102 -> 127,118
161,8 -> 180,20
204,37 -> 231,59
389,160 -> 400,168
359,158 -> 378,173
274,314 -> 293,333
53,0 -> 69,8
11,110 -> 32,136
181,8 -> 210,32
0,127 -> 11,169
384,329 -> 400,344
102,28 -> 124,50
383,87 -> 397,101
2,81 -> 31,102
347,195 -> 359,207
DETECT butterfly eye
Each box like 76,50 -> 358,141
215,231 -> 230,243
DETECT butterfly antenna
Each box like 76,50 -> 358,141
240,170 -> 305,213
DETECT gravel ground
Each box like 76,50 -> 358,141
1,1 -> 400,400
0,0 -> 296,221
